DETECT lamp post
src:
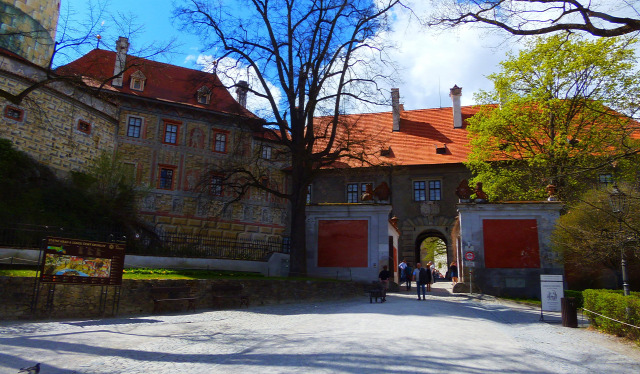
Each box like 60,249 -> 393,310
609,184 -> 631,296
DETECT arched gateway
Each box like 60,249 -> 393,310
399,216 -> 457,279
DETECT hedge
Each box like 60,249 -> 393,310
582,289 -> 640,341
564,290 -> 583,309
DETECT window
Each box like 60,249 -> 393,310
599,174 -> 613,187
127,116 -> 142,138
77,120 -> 91,134
306,184 -> 312,204
415,180 -> 441,201
4,106 -> 23,121
214,132 -> 227,153
211,175 -> 223,196
163,121 -> 180,145
346,182 -> 372,203
414,181 -> 426,201
197,86 -> 211,104
261,144 -> 272,160
158,167 -> 175,190
347,183 -> 359,203
129,70 -> 146,91
429,180 -> 441,201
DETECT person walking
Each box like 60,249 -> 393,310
404,263 -> 412,291
398,260 -> 407,290
378,265 -> 391,302
450,261 -> 458,286
425,261 -> 434,292
413,263 -> 426,300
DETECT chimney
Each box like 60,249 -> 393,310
391,88 -> 401,131
236,80 -> 249,108
112,37 -> 129,87
450,85 -> 462,128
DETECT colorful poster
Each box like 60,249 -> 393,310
40,237 -> 125,285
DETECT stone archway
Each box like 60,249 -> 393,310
415,230 -> 449,279
398,216 -> 456,278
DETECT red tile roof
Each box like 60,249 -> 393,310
314,106 -> 481,167
55,49 -> 258,119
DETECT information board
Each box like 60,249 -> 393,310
39,237 -> 125,285
540,274 -> 564,312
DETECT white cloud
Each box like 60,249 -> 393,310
381,2 -> 519,110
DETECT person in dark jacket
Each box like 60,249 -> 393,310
378,265 -> 391,302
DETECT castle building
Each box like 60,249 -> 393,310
0,0 -> 287,240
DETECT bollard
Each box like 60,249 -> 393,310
561,297 -> 578,328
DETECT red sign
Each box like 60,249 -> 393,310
465,251 -> 475,261
40,237 -> 126,285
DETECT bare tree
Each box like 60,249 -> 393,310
429,0 -> 640,37
176,0 -> 402,276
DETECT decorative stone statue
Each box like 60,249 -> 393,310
373,182 -> 391,201
474,182 -> 488,202
455,179 -> 473,202
361,184 -> 374,201
546,184 -> 558,201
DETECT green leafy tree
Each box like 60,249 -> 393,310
551,185 -> 640,289
466,34 -> 640,201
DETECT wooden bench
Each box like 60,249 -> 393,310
211,283 -> 249,308
367,281 -> 386,303
150,286 -> 197,313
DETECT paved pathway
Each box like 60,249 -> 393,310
1,281 -> 639,373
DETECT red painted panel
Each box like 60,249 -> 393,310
318,220 -> 368,267
483,219 -> 540,268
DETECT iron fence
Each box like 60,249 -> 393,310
0,224 -> 289,262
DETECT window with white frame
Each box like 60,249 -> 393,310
129,70 -> 146,91
197,86 -> 211,104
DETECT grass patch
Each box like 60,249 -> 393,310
0,267 -> 265,280
0,266 -> 349,282
499,296 -> 542,305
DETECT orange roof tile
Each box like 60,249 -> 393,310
314,106 -> 481,167
55,49 -> 258,119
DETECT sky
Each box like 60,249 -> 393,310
60,0 -> 520,112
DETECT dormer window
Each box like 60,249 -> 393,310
197,86 -> 211,105
129,70 -> 146,91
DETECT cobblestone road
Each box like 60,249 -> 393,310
1,282 -> 639,373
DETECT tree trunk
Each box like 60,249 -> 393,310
287,149 -> 310,277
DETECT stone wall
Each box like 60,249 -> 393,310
0,277 -> 364,320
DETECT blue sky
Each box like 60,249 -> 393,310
61,0 -> 514,111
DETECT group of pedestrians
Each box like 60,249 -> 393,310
377,259 -> 459,302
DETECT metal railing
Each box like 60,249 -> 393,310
0,224 -> 289,262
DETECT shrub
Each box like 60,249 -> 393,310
564,290 -> 584,309
583,289 -> 640,341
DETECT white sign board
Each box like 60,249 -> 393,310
540,275 -> 564,312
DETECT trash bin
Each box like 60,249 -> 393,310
561,297 -> 578,328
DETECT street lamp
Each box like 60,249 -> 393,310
609,184 -> 630,296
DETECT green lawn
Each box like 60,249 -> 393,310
0,267 -> 265,280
